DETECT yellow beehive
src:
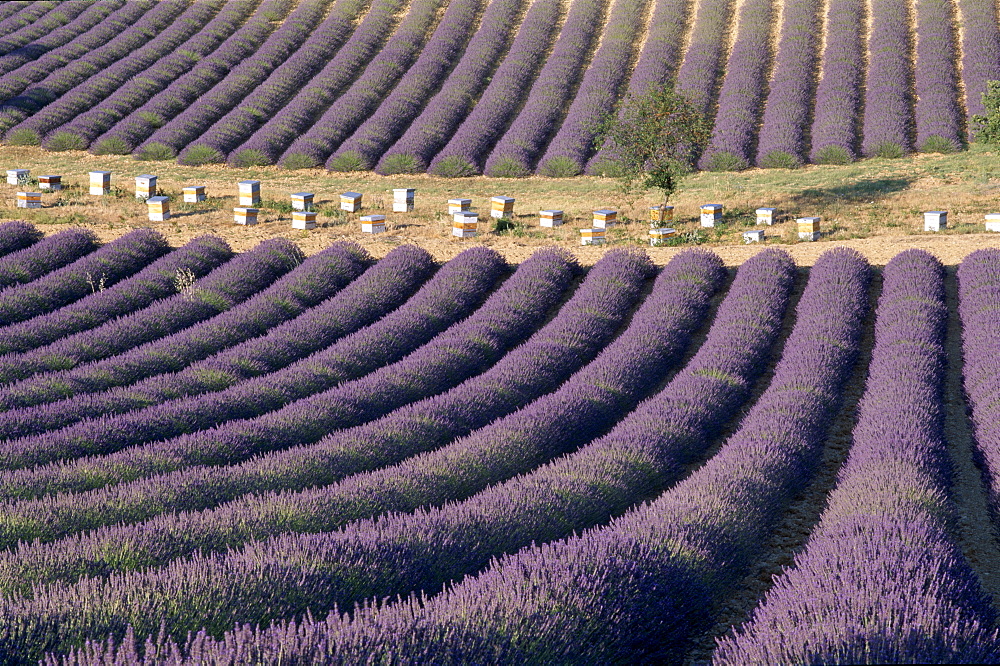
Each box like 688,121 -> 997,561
986,214 -> 1000,232
16,192 -> 41,209
292,211 -> 317,230
234,207 -> 259,225
650,205 -> 673,225
923,211 -> 946,232
700,204 -> 722,227
146,196 -> 170,221
183,186 -> 206,202
649,227 -> 676,246
797,216 -> 821,241
38,175 -> 61,191
135,175 -> 156,200
491,196 -> 515,219
341,191 -> 362,213
756,207 -> 777,226
393,188 -> 415,212
448,198 -> 471,214
291,192 -> 314,211
238,180 -> 260,206
361,214 -> 386,234
90,171 -> 111,195
453,211 -> 478,237
539,210 -> 563,227
580,228 -> 606,246
6,169 -> 28,185
592,209 -> 617,229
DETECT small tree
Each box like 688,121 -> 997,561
972,80 -> 1000,144
594,85 -> 711,207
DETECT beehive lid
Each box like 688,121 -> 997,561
342,191 -> 362,198
147,196 -> 169,204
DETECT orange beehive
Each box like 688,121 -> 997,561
341,192 -> 362,212
756,207 -> 777,225
649,227 -> 677,246
491,196 -> 515,218
234,207 -> 259,225
135,175 -> 156,200
361,214 -> 386,234
580,228 -> 606,245
539,210 -> 563,227
649,205 -> 673,225
183,186 -> 206,202
592,209 -> 617,228
38,175 -> 61,191
238,180 -> 260,206
291,192 -> 314,211
16,192 -> 40,209
146,196 -> 170,221
292,211 -> 317,230
453,211 -> 478,237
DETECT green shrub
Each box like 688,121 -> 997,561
758,150 -> 801,169
229,149 -> 272,168
178,145 -> 224,166
586,158 -> 626,178
704,151 -> 749,171
813,145 -> 854,165
91,137 -> 131,155
868,142 -> 906,159
134,142 -> 176,161
136,111 -> 165,128
327,151 -> 367,172
431,155 -> 478,178
377,153 -> 421,175
919,135 -> 958,154
5,128 -> 40,146
538,156 -> 580,177
44,131 -> 86,152
485,157 -> 530,178
280,152 -> 319,170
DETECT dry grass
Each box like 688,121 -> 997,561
2,143 -> 1000,265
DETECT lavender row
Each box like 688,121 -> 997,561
2,249 -> 700,656
0,0 -> 179,139
0,2 -> 32,36
239,248 -> 869,665
10,0 -> 224,147
48,0 -> 259,151
697,0 -> 775,171
328,0 -> 524,172
0,2 -> 91,61
0,220 -> 42,259
0,2 -> 57,46
535,0 -> 650,176
0,238 -> 299,392
0,245 -> 429,440
0,1 -> 151,106
135,0 -> 335,161
0,236 -> 231,356
959,249 -> 1000,520
957,0 -> 1000,120
0,248 -> 506,499
754,0 -> 822,167
178,0 -> 369,165
478,0 -> 606,177
0,248 -> 654,576
861,0 -> 915,157
913,0 -> 963,152
225,0 -> 406,167
399,0 -> 561,177
0,243 -> 367,412
586,0 -> 690,173
808,0 -> 864,163
715,249 -> 1000,663
0,1 -> 122,78
279,0 -> 448,169
0,227 -> 168,327
673,0 -> 736,120
0,228 -> 98,291
91,0 -> 294,156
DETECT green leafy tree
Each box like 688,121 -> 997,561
972,80 -> 1000,144
594,85 -> 711,206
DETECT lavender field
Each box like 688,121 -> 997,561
0,0 -> 993,173
0,221 -> 994,663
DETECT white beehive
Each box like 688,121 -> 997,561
797,216 -> 821,241
701,204 -> 723,227
291,192 -> 314,211
292,210 -> 317,230
38,175 -> 61,191
393,188 -> 415,212
183,186 -> 206,202
361,214 -> 386,234
743,229 -> 765,243
491,196 -> 515,219
15,192 -> 40,209
90,171 -> 111,195
985,214 -> 1000,232
540,210 -> 563,227
650,205 -> 673,226
593,209 -> 617,229
756,207 -> 777,225
649,227 -> 676,246
135,175 -> 156,200
923,211 -> 947,232
341,191 -> 362,213
146,196 -> 169,221
453,211 -> 478,237
6,169 -> 28,185
238,180 -> 260,206
448,198 -> 471,214
234,207 -> 259,225
580,228 -> 606,246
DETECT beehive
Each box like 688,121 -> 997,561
540,210 -> 563,227
593,209 -> 617,229
146,196 -> 169,221
238,180 -> 260,206
700,204 -> 723,227
361,214 -> 386,234
183,186 -> 206,202
756,207 -> 777,225
649,227 -> 676,246
135,175 -> 156,200
38,175 -> 61,191
16,192 -> 40,209
453,211 -> 478,237
743,229 -> 765,243
448,198 -> 471,214
292,211 -> 317,230
234,207 -> 259,225
650,205 -> 673,225
290,192 -> 313,211
6,169 -> 28,185
797,216 -> 821,241
341,191 -> 362,213
580,228 -> 606,246
986,214 -> 1000,232
393,188 -> 415,212
491,196 -> 515,219
90,171 -> 111,195
923,211 -> 947,232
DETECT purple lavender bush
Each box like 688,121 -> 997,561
0,228 -> 98,291
809,0 -> 865,163
0,220 -> 42,258
913,0 -> 963,152
861,0 -> 915,158
956,0 -> 1000,123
